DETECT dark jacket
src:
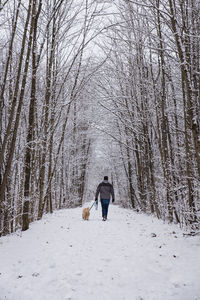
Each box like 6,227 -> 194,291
95,180 -> 115,201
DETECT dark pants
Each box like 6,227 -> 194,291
101,199 -> 110,218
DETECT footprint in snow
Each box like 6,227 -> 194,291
49,263 -> 56,269
32,272 -> 40,277
75,271 -> 82,276
151,233 -> 157,237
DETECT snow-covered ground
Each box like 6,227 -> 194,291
0,203 -> 200,300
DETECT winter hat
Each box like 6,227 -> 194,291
104,176 -> 108,181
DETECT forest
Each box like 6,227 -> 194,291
0,0 -> 199,236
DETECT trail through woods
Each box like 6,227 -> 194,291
0,204 -> 200,300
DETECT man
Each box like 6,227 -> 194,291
95,176 -> 115,221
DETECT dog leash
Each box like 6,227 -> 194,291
90,201 -> 98,211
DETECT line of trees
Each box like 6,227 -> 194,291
0,0 -> 107,235
95,0 -> 200,228
0,0 -> 199,235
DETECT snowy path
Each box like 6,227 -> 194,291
0,204 -> 200,300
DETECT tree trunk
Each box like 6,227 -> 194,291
0,0 -> 33,208
22,0 -> 42,231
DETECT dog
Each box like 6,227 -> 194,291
82,207 -> 90,220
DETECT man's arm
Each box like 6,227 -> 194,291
95,184 -> 101,201
111,184 -> 115,202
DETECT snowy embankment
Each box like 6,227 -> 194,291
0,204 -> 200,300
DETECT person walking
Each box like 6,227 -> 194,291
95,176 -> 115,221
